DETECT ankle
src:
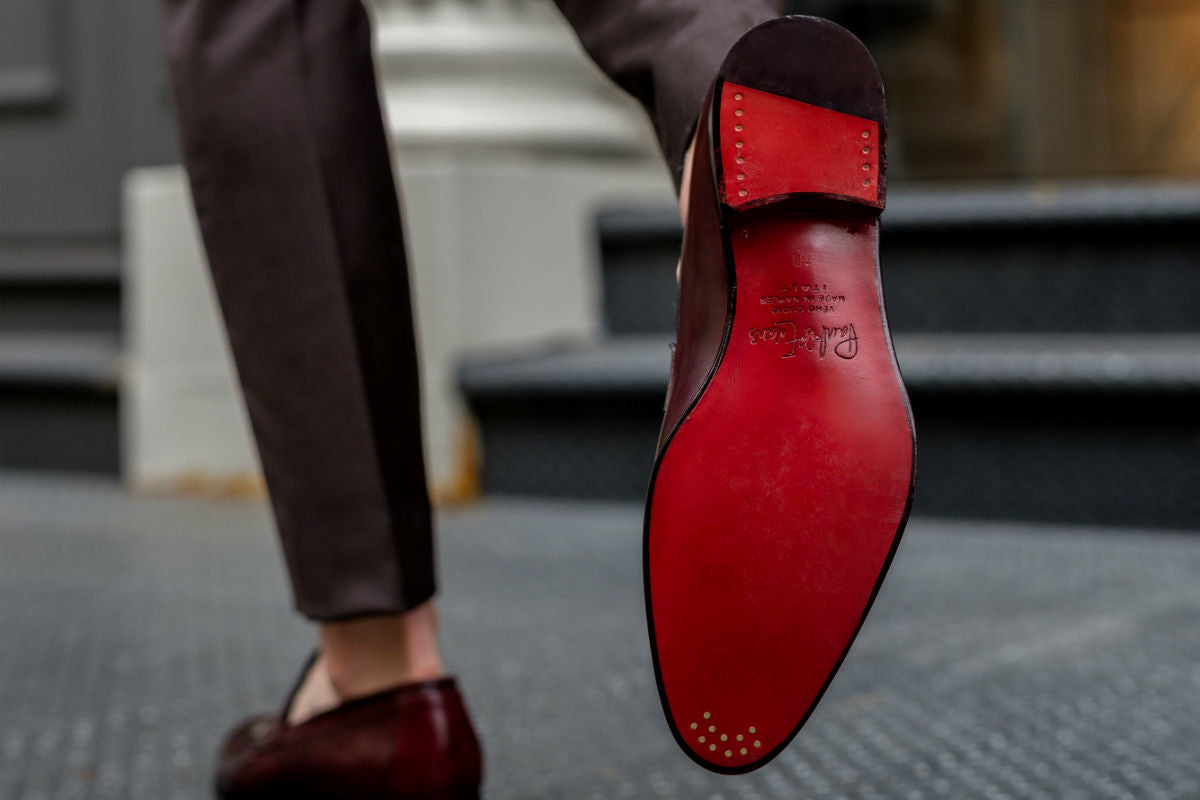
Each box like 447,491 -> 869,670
679,132 -> 698,224
319,601 -> 446,700
676,132 -> 698,285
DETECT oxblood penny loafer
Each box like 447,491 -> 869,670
645,16 -> 916,773
215,658 -> 482,799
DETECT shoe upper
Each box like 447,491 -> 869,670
658,88 -> 733,455
215,677 -> 482,800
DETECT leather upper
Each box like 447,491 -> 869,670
657,87 -> 732,455
215,678 -> 482,800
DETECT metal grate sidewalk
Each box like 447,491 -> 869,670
1,474 -> 1198,799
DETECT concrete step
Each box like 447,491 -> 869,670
0,333 -> 121,474
461,333 -> 1200,528
0,246 -> 121,334
596,182 -> 1200,336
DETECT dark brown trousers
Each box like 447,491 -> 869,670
161,0 -> 778,621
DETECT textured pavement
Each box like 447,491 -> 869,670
2,474 -> 1199,799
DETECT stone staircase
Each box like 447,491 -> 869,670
461,183 -> 1200,529
0,246 -> 122,474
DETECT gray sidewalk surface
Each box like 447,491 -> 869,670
1,474 -> 1198,799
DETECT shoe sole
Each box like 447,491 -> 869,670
644,16 -> 916,774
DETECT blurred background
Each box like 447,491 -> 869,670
2,0 -> 1199,798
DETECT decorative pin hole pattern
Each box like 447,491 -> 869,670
690,714 -> 762,759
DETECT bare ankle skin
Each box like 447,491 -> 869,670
288,601 -> 445,724
321,601 -> 446,698
677,133 -> 698,283
680,133 -> 697,225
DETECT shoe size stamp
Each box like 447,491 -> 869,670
760,283 -> 847,315
749,320 -> 859,360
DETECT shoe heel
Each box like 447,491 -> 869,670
716,81 -> 883,212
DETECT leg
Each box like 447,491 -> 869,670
162,2 -> 482,796
554,0 -> 780,282
553,0 -> 782,189
561,5 -> 916,775
163,0 -> 446,717
163,0 -> 432,624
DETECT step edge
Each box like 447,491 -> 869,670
594,182 -> 1200,242
460,334 -> 1200,398
0,334 -> 122,392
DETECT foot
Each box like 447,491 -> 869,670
646,15 -> 915,773
216,675 -> 482,800
284,652 -> 340,724
675,134 -> 698,283
216,601 -> 480,799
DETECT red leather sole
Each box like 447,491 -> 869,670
644,59 -> 914,773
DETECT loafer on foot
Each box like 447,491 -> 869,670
215,665 -> 482,800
